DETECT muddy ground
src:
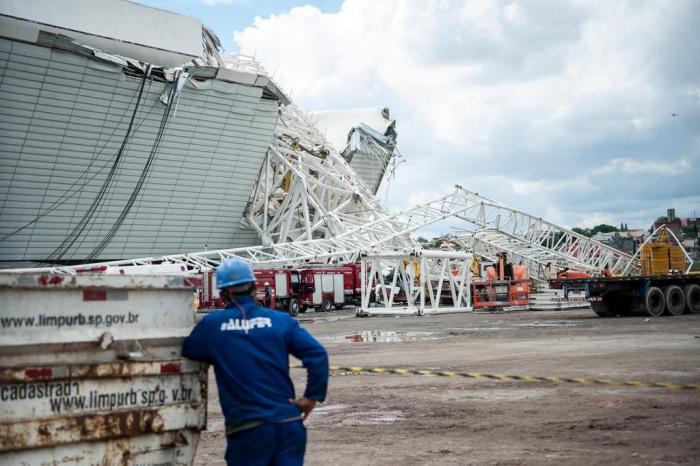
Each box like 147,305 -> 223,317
194,308 -> 700,465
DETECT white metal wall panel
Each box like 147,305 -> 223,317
0,38 -> 274,265
348,151 -> 388,195
321,274 -> 334,293
313,275 -> 322,303
0,0 -> 203,66
333,274 -> 344,303
274,272 -> 288,297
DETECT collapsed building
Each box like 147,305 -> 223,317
0,0 -> 401,268
0,1 -> 639,283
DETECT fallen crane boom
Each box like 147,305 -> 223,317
3,187 -> 641,278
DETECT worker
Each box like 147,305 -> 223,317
182,258 -> 329,466
264,281 -> 272,308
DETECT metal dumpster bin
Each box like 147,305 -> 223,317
0,273 -> 207,465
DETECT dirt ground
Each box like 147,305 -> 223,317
194,308 -> 700,465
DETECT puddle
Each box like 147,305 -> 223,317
319,330 -> 442,343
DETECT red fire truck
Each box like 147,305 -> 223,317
197,263 -> 362,316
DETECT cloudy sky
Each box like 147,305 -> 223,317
139,0 -> 699,231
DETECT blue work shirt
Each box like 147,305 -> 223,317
182,296 -> 329,427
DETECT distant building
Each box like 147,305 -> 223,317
592,231 -> 643,256
615,236 -> 638,255
591,232 -> 617,243
651,208 -> 682,236
626,229 -> 647,241
682,218 -> 699,227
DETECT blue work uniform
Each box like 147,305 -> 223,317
182,295 -> 329,466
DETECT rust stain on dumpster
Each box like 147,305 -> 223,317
1,409 -> 165,452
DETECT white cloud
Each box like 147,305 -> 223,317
595,157 -> 692,176
234,0 -> 700,229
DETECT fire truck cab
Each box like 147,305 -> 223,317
198,263 -> 362,316
299,267 -> 346,312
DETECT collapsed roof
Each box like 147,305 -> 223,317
0,0 -> 405,267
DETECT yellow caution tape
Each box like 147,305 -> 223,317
290,364 -> 700,391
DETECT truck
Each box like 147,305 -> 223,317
0,272 -> 208,464
551,227 -> 700,317
198,263 -> 362,315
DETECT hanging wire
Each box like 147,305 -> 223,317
44,69 -> 150,263
86,70 -> 180,259
0,75 -> 160,243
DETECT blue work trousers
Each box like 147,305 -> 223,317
225,420 -> 307,466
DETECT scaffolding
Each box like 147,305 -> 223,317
358,249 -> 473,316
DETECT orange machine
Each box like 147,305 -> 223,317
472,252 -> 530,309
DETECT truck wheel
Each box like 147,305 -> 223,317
288,299 -> 300,317
644,287 -> 665,317
591,301 -> 613,317
321,297 -> 333,312
662,285 -> 685,316
684,284 -> 700,313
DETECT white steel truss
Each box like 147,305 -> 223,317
459,230 -> 595,283
6,186 -> 640,278
449,189 -> 641,278
221,54 -> 400,247
631,224 -> 693,274
358,249 -> 473,316
244,101 -> 397,245
11,189 -> 473,274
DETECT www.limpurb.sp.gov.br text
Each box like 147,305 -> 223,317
1,380 -> 194,413
1,312 -> 140,328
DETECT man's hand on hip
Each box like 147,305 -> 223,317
288,397 -> 317,419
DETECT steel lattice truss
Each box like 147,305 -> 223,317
0,44 -> 641,278
360,249 -> 473,316
453,195 -> 641,279
209,54 -> 397,246
220,54 -> 401,247
14,189 -> 471,274
11,186 -> 639,278
245,103 -> 393,245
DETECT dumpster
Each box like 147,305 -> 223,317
0,272 -> 207,465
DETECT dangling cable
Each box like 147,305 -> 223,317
86,69 -> 183,259
44,69 -> 150,263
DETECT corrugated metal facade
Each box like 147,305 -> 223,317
0,37 -> 273,265
347,152 -> 389,195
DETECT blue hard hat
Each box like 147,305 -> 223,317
216,258 -> 255,289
